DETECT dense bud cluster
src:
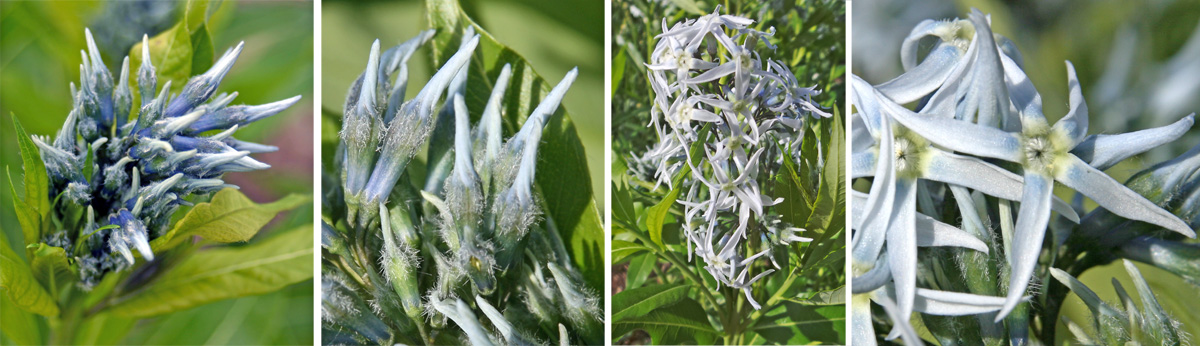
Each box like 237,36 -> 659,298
34,29 -> 299,289
322,28 -> 599,345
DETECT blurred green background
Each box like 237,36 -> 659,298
854,0 -> 1200,343
321,0 -> 605,212
0,0 -> 314,344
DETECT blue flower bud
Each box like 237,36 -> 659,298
136,35 -> 156,107
106,209 -> 154,265
356,34 -> 480,227
165,42 -> 243,118
26,29 -> 297,287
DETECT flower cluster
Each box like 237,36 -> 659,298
851,9 -> 1198,344
629,7 -> 832,310
321,28 -> 599,345
32,29 -> 299,289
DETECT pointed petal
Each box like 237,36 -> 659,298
1071,114 -> 1194,170
531,67 -> 578,125
1057,155 -> 1194,237
997,172 -> 1054,321
1051,61 -> 1089,146
915,212 -> 988,253
913,288 -> 1010,316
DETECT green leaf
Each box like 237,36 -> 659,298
810,113 -> 845,232
625,253 -> 656,290
28,243 -> 72,292
611,239 -> 650,265
425,0 -> 604,291
612,283 -> 691,320
667,0 -> 706,15
0,233 -> 58,316
130,21 -> 193,94
643,123 -> 710,249
72,312 -> 134,346
611,181 -> 639,232
644,186 -> 681,249
612,48 -> 627,95
7,168 -> 40,247
106,225 -> 314,318
611,297 -> 718,345
150,189 -> 309,251
12,118 -> 49,241
744,301 -> 846,345
0,292 -> 43,345
183,0 -> 211,33
189,24 -> 215,75
774,147 -> 813,229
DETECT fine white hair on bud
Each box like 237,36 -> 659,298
325,27 -> 595,345
26,28 -> 298,290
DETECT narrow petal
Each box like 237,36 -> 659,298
876,44 -> 960,104
851,295 -> 878,346
915,212 -> 988,253
913,288 -> 1010,316
924,150 -> 1080,222
886,178 -> 919,320
1071,114 -> 1194,170
878,88 -> 1023,162
852,115 -> 896,265
997,172 -> 1054,321
871,289 -> 924,345
1051,61 -> 1089,146
899,19 -> 955,70
1056,155 -> 1195,237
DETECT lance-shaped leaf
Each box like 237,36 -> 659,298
107,225 -> 313,317
150,188 -> 310,251
0,235 -> 58,316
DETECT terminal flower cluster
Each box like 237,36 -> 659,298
632,7 -> 831,310
851,9 -> 1199,345
322,28 -> 599,345
33,29 -> 299,289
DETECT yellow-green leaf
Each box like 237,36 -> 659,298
29,244 -> 72,291
0,234 -> 58,317
645,187 -> 680,249
12,118 -> 49,245
0,292 -> 43,345
150,189 -> 309,251
107,225 -> 314,318
7,168 -> 40,247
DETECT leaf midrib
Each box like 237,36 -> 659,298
153,249 -> 308,287
613,284 -> 689,320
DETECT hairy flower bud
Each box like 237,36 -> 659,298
27,29 -> 299,288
